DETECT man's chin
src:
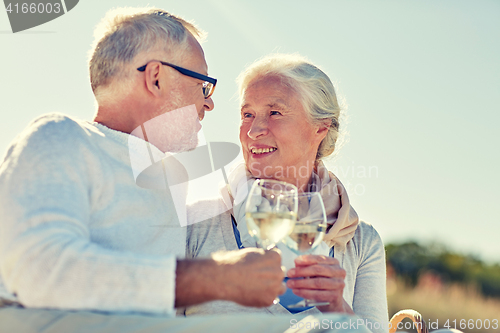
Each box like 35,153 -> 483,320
183,145 -> 197,152
167,138 -> 199,154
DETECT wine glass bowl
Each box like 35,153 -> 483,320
284,221 -> 327,253
245,179 -> 298,250
283,192 -> 330,308
282,192 -> 327,254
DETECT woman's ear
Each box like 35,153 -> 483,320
316,119 -> 331,138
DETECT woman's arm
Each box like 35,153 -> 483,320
351,222 -> 389,333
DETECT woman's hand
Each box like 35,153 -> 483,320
286,254 -> 354,314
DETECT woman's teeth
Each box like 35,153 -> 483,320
251,147 -> 277,154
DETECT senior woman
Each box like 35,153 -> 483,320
184,54 -> 388,333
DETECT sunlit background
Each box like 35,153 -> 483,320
1,0 -> 499,266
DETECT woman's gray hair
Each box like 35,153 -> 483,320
89,7 -> 204,98
237,54 -> 342,160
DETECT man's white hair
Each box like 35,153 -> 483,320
88,7 -> 205,103
237,54 -> 344,160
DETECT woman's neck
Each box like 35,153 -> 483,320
277,163 -> 317,193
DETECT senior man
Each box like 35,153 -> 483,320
0,8 -> 372,333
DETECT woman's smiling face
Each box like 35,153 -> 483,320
239,75 -> 328,189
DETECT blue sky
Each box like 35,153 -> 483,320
1,1 -> 499,262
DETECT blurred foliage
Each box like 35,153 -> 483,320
385,241 -> 500,298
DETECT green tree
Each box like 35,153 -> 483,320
385,241 -> 500,298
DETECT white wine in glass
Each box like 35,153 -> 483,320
246,211 -> 297,250
245,179 -> 298,250
286,221 -> 327,254
283,192 -> 329,308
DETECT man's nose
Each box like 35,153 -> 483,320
247,118 -> 268,140
204,97 -> 214,111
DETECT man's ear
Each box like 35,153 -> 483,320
144,62 -> 163,97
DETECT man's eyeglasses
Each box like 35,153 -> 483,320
137,61 -> 217,99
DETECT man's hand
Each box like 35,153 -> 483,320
175,248 -> 285,308
286,254 -> 354,314
212,248 -> 286,307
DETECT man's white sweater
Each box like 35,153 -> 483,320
0,113 -> 186,315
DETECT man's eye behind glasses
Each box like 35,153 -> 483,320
202,82 -> 212,98
242,112 -> 254,119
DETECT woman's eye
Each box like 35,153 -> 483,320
242,113 -> 253,118
270,111 -> 282,116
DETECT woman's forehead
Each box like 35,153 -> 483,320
241,98 -> 289,111
241,77 -> 297,107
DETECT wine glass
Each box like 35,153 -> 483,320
245,179 -> 298,304
282,192 -> 329,308
245,179 -> 298,250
